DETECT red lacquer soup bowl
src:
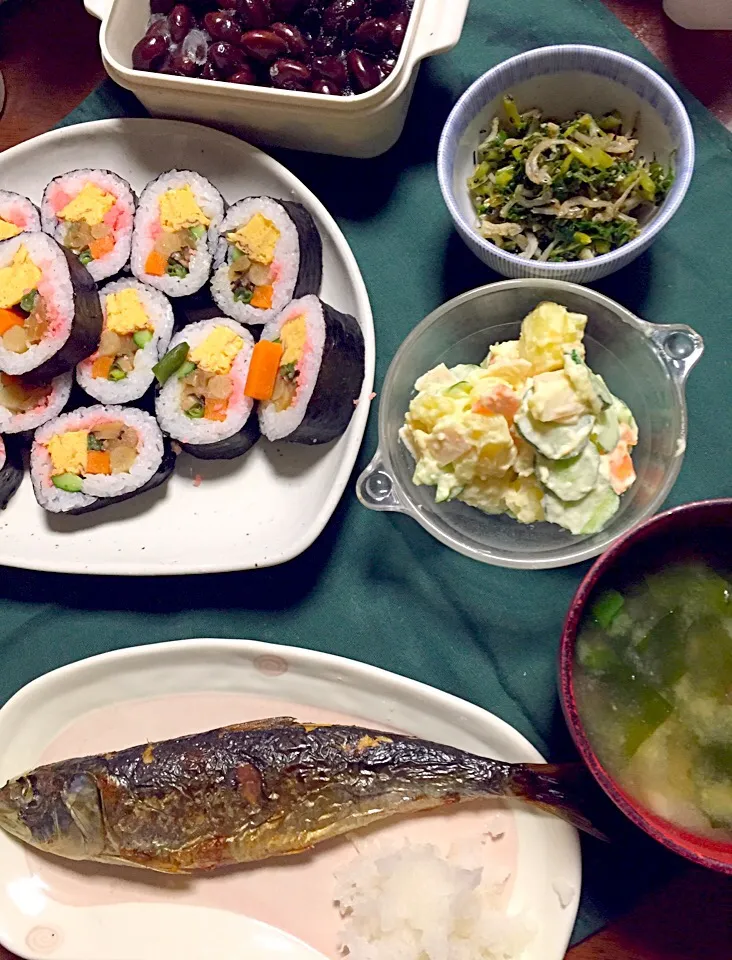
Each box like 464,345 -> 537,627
559,498 -> 732,874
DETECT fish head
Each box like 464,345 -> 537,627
0,767 -> 106,860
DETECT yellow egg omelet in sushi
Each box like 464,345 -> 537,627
0,245 -> 42,310
399,301 -> 640,533
280,315 -> 307,366
105,288 -> 151,336
47,431 -> 88,476
159,187 -> 211,233
190,327 -> 243,376
58,183 -> 116,226
227,214 -> 280,266
0,220 -> 22,241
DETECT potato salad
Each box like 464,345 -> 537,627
399,301 -> 638,536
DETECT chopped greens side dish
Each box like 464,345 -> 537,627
468,98 -> 675,263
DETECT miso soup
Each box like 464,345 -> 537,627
574,561 -> 732,841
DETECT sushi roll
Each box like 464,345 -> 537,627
0,191 -> 41,240
210,197 -> 322,325
41,170 -> 135,282
0,371 -> 72,434
0,233 -> 102,382
31,405 -> 172,515
256,295 -> 364,445
0,436 -> 23,510
155,317 -> 258,460
130,171 -> 224,297
76,279 -> 174,404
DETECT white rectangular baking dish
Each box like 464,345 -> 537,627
83,0 -> 470,157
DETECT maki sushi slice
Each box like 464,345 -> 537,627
210,197 -> 322,325
0,436 -> 23,510
0,371 -> 72,434
155,318 -> 258,460
130,171 -> 224,298
31,405 -> 171,515
76,278 -> 174,404
256,295 -> 364,445
0,233 -> 102,382
0,191 -> 41,240
41,170 -> 135,282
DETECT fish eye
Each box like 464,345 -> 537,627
18,778 -> 35,805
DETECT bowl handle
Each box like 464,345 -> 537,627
411,0 -> 470,61
356,452 -> 405,513
647,322 -> 705,384
84,0 -> 112,21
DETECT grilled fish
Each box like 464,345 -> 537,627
0,718 -> 604,873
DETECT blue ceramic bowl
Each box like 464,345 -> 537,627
437,45 -> 695,282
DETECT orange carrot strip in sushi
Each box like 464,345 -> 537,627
145,250 -> 168,277
86,450 -> 111,475
250,284 -> 274,310
89,235 -> 115,261
91,355 -> 115,379
204,398 -> 228,421
0,308 -> 25,336
244,340 -> 284,401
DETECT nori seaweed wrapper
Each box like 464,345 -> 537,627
287,301 -> 365,445
0,437 -> 23,510
181,413 -> 260,461
278,199 -> 323,299
26,245 -> 103,385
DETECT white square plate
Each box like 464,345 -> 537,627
0,119 -> 374,575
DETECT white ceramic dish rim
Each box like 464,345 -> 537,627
0,118 -> 375,576
0,637 -> 581,960
437,44 -> 695,277
86,0 -> 468,110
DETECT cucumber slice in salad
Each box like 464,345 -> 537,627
543,481 -> 620,535
591,403 -> 620,453
536,441 -> 600,502
515,395 -> 595,461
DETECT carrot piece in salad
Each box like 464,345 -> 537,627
145,250 -> 168,277
0,308 -> 25,336
250,284 -> 274,310
91,355 -> 115,379
86,450 -> 111,475
204,398 -> 228,421
89,235 -> 115,261
244,339 -> 284,401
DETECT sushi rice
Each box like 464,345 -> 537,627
131,171 -> 224,297
155,317 -> 255,446
258,295 -> 364,444
210,196 -> 321,325
31,405 -> 164,514
0,233 -> 84,377
0,371 -> 72,434
0,191 -> 41,239
41,169 -> 135,282
76,278 -> 174,404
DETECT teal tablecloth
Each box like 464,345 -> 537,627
3,0 -> 732,946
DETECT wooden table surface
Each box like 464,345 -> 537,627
0,0 -> 731,957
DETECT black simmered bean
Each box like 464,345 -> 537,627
229,63 -> 259,84
353,17 -> 390,53
203,11 -> 242,42
234,0 -> 272,29
270,22 -> 310,58
311,78 -> 343,96
239,28 -> 290,62
209,40 -> 244,75
347,48 -> 381,92
270,58 -> 312,90
132,34 -> 169,70
135,0 -> 414,94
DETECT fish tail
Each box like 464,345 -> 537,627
506,763 -> 609,840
